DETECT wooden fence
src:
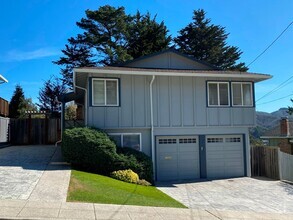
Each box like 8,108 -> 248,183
0,117 -> 9,143
251,146 -> 293,183
279,151 -> 293,183
250,146 -> 280,179
0,98 -> 9,117
10,118 -> 61,145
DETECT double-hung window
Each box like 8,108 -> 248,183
92,78 -> 119,106
232,82 -> 253,106
208,82 -> 230,106
108,133 -> 141,151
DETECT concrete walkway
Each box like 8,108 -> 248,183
0,145 -> 71,201
0,199 -> 293,219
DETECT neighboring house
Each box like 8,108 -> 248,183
66,49 -> 271,181
0,74 -> 9,144
261,117 -> 293,155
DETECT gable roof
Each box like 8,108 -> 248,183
116,48 -> 221,70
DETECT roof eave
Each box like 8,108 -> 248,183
74,68 -> 272,82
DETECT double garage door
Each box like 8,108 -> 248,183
156,135 -> 244,181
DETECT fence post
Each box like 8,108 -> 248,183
278,148 -> 282,181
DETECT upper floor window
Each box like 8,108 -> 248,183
92,78 -> 119,106
232,82 -> 253,106
207,82 -> 229,106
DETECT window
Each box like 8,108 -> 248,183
226,137 -> 241,143
159,139 -> 177,144
179,138 -> 197,144
207,138 -> 223,143
232,82 -> 253,106
208,82 -> 229,106
109,133 -> 141,151
92,78 -> 119,106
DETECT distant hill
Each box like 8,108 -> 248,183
256,108 -> 292,129
251,108 -> 293,138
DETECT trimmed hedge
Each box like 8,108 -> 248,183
62,127 -> 153,183
62,127 -> 120,174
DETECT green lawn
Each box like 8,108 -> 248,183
67,170 -> 186,208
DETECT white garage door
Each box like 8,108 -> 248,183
156,136 -> 200,181
206,135 -> 244,179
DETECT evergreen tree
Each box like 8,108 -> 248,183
54,5 -> 171,88
126,11 -> 171,59
174,9 -> 248,71
9,85 -> 25,118
38,76 -> 66,117
18,98 -> 38,119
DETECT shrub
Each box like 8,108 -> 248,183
111,169 -> 139,183
116,147 -> 153,183
137,179 -> 151,186
62,127 -> 120,174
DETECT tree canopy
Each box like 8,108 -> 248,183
174,9 -> 248,71
288,99 -> 293,115
54,5 -> 171,88
9,85 -> 37,119
38,76 -> 66,117
55,6 -> 248,88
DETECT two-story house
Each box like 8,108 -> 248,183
68,49 -> 271,181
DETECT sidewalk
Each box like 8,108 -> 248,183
0,199 -> 292,220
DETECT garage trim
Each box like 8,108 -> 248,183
199,135 -> 207,178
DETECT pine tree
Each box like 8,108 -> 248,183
38,76 -> 66,117
174,9 -> 248,71
9,85 -> 25,118
54,5 -> 171,88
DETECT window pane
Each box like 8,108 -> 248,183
123,134 -> 140,151
243,84 -> 252,106
93,80 -> 105,105
232,84 -> 242,105
109,134 -> 121,147
106,80 -> 118,105
219,84 -> 229,105
208,83 -> 218,105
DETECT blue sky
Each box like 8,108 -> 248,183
0,0 -> 292,113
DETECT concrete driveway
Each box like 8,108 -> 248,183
157,177 -> 293,214
0,145 -> 70,201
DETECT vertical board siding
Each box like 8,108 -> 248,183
158,76 -> 170,127
134,76 -> 146,127
170,76 -> 181,126
279,151 -> 293,183
182,77 -> 194,126
87,74 -> 256,129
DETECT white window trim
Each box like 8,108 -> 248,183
231,82 -> 253,107
207,82 -> 230,107
92,78 -> 119,106
108,133 -> 142,151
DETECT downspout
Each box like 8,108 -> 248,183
75,85 -> 88,127
150,75 -> 156,177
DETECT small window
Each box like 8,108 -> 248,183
226,137 -> 241,143
207,138 -> 223,143
108,133 -> 141,151
232,83 -> 253,106
208,82 -> 229,106
92,78 -> 119,106
179,138 -> 197,144
158,139 -> 177,144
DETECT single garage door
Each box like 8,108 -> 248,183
156,136 -> 200,181
206,135 -> 244,179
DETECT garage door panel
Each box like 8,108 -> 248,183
157,136 -> 200,181
206,135 -> 244,179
